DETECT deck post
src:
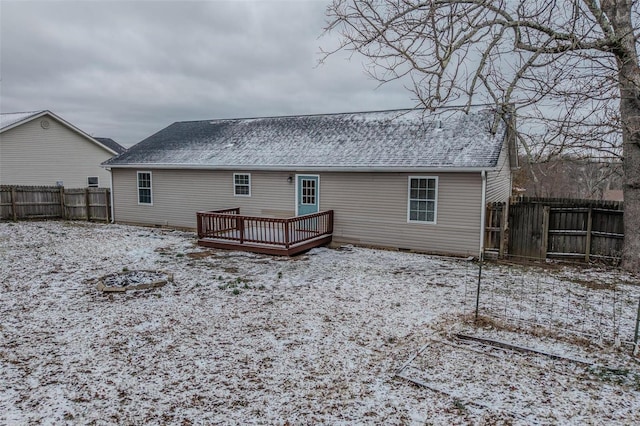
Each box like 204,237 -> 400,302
239,216 -> 245,244
197,212 -> 203,238
284,220 -> 290,248
328,210 -> 334,234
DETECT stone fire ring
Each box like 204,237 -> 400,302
97,270 -> 174,293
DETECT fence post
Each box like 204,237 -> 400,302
105,189 -> 111,223
541,205 -> 550,259
59,186 -> 67,219
10,186 -> 17,221
585,206 -> 593,262
499,202 -> 508,258
634,298 -> 640,356
475,259 -> 483,322
85,188 -> 91,221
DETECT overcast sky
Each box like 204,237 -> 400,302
0,0 -> 412,147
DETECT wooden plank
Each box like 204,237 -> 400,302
105,188 -> 111,223
11,187 -> 17,221
60,186 -> 66,219
500,201 -> 508,258
585,207 -> 593,262
85,188 -> 90,221
541,205 -> 549,259
197,234 -> 332,256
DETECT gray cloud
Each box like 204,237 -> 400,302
1,0 -> 411,146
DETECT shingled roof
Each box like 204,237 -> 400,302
95,137 -> 126,155
104,108 -> 507,171
0,111 -> 44,130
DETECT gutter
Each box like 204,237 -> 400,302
479,170 -> 487,261
100,164 -> 497,173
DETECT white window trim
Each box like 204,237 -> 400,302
87,176 -> 99,188
137,171 -> 153,205
233,173 -> 251,197
407,176 -> 438,224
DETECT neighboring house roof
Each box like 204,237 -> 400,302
95,137 -> 126,155
104,108 -> 508,172
0,111 -> 43,130
0,110 -> 121,156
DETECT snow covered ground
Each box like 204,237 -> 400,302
1,220 -> 639,425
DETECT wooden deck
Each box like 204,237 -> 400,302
196,208 -> 334,255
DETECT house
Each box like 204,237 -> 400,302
0,110 -> 125,188
103,108 -> 517,257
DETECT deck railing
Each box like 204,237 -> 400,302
197,208 -> 334,249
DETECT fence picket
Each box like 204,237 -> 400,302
0,186 -> 111,222
485,197 -> 624,263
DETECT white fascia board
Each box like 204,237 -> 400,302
103,163 -> 496,173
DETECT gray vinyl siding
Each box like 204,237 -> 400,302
321,172 -> 482,256
0,116 -> 115,187
112,169 -> 483,256
485,140 -> 512,203
112,169 -> 295,227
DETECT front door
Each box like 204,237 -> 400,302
296,175 -> 319,216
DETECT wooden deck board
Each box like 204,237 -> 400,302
198,234 -> 332,256
196,208 -> 333,256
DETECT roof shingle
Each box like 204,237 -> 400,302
104,108 -> 507,170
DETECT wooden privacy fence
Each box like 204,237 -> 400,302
485,197 -> 624,262
0,185 -> 111,222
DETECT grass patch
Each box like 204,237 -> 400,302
217,276 -> 258,294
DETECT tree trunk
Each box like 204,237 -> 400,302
610,0 -> 640,271
620,100 -> 640,271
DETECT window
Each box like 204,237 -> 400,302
233,173 -> 251,196
408,177 -> 437,223
87,176 -> 99,188
137,171 -> 152,205
301,179 -> 316,204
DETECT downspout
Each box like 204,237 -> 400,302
479,170 -> 487,261
108,168 -> 115,223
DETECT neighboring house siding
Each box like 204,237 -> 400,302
485,140 -> 512,203
112,169 -> 483,256
0,117 -> 114,187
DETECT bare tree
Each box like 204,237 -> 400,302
324,0 -> 640,270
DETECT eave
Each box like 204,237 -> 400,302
102,163 -> 497,173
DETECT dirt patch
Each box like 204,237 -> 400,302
186,251 -> 214,259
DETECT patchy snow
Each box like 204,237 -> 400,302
1,221 -> 639,424
104,109 -> 505,170
0,111 -> 43,130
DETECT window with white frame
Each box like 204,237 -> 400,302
87,176 -> 99,188
408,177 -> 437,223
233,173 -> 251,196
137,171 -> 152,205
